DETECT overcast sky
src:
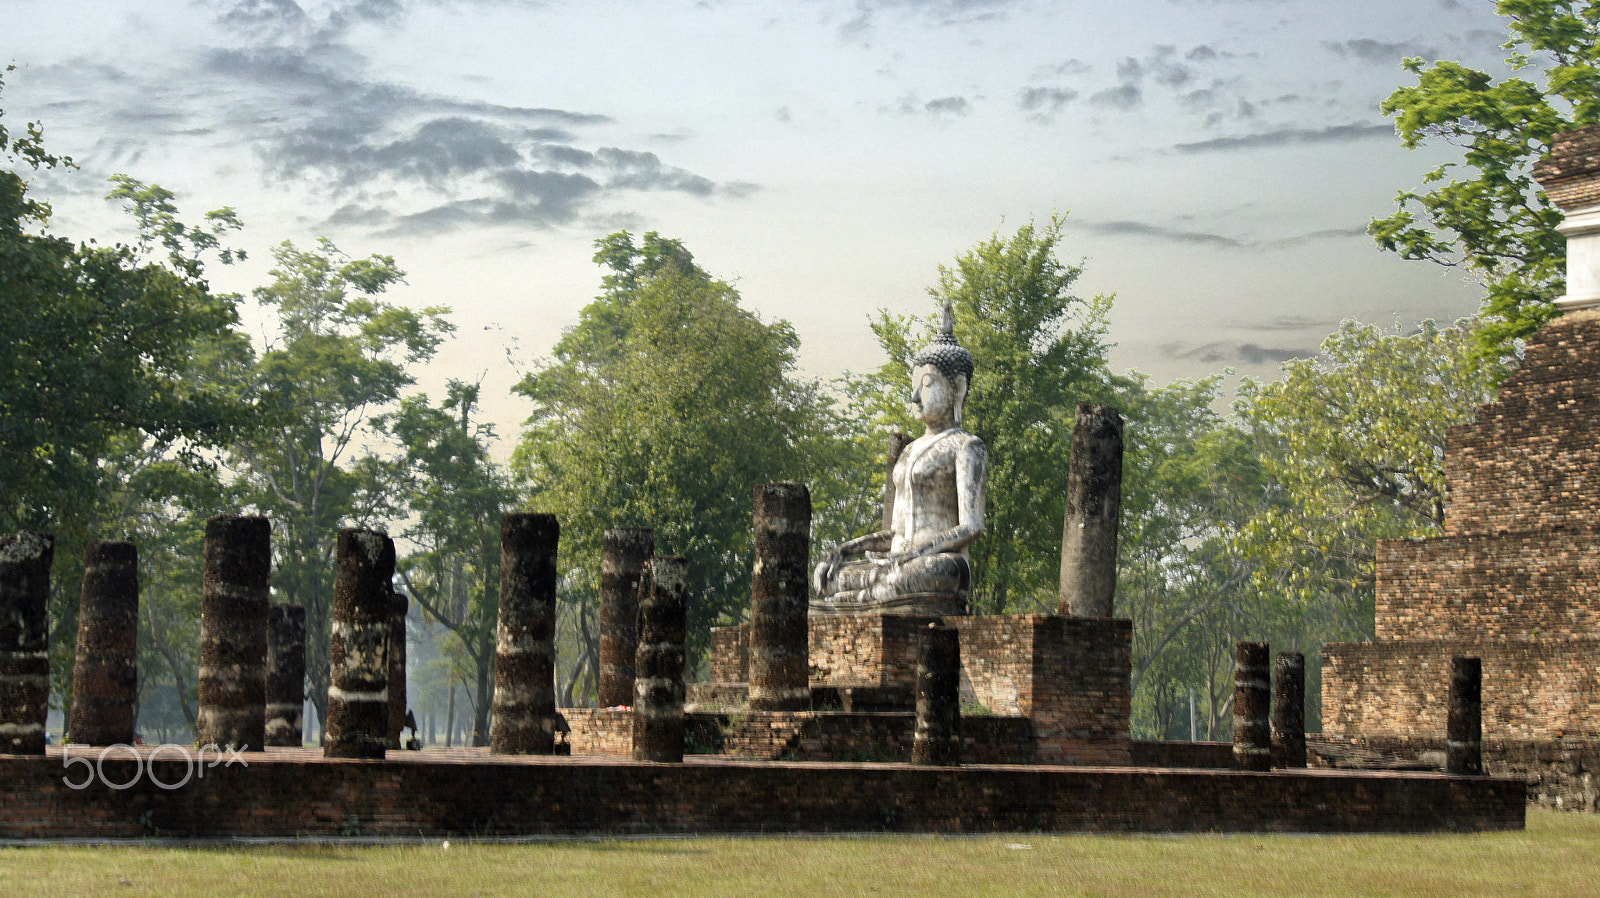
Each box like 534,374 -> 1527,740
4,0 -> 1515,442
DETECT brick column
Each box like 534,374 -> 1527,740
69,540 -> 139,746
491,513 -> 560,755
883,432 -> 914,530
749,482 -> 811,712
911,624 -> 961,766
196,514 -> 271,751
0,531 -> 53,754
324,529 -> 393,759
265,604 -> 306,747
1272,652 -> 1306,769
387,590 -> 408,749
632,556 -> 687,763
1448,656 -> 1484,775
1059,403 -> 1123,618
1232,642 -> 1271,772
598,527 -> 653,709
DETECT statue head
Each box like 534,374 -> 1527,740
909,300 -> 974,426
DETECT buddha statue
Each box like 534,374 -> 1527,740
811,301 -> 988,616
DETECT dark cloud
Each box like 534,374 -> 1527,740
1089,84 -> 1142,111
1321,38 -> 1437,64
1186,44 -> 1219,62
1084,219 -> 1367,251
1239,314 -> 1339,333
1031,59 -> 1090,78
1174,122 -> 1392,153
924,96 -> 971,116
838,0 -> 1024,38
1018,86 -> 1077,113
1159,342 -> 1311,365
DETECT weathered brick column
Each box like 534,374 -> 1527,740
632,556 -> 688,763
1232,642 -> 1271,771
1448,656 -> 1484,775
196,514 -> 271,751
749,482 -> 811,712
0,531 -> 53,754
265,604 -> 306,747
883,432 -> 914,530
387,590 -> 408,749
324,529 -> 393,759
598,527 -> 654,709
1272,652 -> 1306,769
491,513 -> 560,755
911,623 -> 961,766
1059,403 -> 1124,618
68,540 -> 139,746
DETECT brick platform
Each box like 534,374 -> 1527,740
0,746 -> 1525,838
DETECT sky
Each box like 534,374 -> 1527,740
2,0 -> 1517,445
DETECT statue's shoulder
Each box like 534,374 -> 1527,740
947,428 -> 987,455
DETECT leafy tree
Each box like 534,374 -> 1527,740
1371,0 -> 1600,355
229,238 -> 453,735
846,217 -> 1113,614
1234,319 -> 1504,638
375,380 -> 516,745
513,231 -> 851,679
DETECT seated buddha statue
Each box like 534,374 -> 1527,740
811,302 -> 987,616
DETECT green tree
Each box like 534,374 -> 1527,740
376,380 -> 515,745
513,231 -> 851,679
1371,0 -> 1600,355
1234,319 -> 1504,638
229,238 -> 453,736
846,216 -> 1113,614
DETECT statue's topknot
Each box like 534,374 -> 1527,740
910,300 -> 975,387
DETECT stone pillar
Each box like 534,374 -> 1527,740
883,432 -> 914,530
265,604 -> 306,747
386,590 -> 408,749
1059,403 -> 1124,618
1232,642 -> 1271,772
598,527 -> 654,709
911,624 -> 961,767
1271,652 -> 1306,769
0,531 -> 53,754
1448,656 -> 1484,776
324,529 -> 393,760
68,540 -> 139,746
492,513 -> 560,755
632,556 -> 687,763
749,482 -> 811,712
196,514 -> 270,752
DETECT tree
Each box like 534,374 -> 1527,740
229,238 -> 453,736
1234,319 -> 1503,636
1371,0 -> 1600,355
375,380 -> 516,745
513,231 -> 851,680
846,217 -> 1114,614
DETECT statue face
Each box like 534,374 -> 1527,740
908,363 -> 959,425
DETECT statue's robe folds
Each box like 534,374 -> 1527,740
812,427 -> 987,617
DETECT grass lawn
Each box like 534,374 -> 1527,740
0,809 -> 1594,897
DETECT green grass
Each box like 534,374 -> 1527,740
1,810 -> 1595,897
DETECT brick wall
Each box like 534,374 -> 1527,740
0,747 -> 1525,838
708,625 -> 748,683
1375,530 -> 1600,641
1308,734 -> 1598,813
1323,639 -> 1600,739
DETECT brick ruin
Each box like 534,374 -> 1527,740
1319,124 -> 1600,811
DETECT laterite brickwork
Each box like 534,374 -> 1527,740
1309,734 -> 1598,813
0,747 -> 1525,838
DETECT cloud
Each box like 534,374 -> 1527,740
1083,219 -> 1367,251
1159,342 -> 1311,365
1321,38 -> 1438,64
924,96 -> 971,116
1238,314 -> 1339,333
1018,86 -> 1077,113
1089,84 -> 1141,111
1173,122 -> 1392,153
883,92 -> 974,117
837,0 -> 1024,38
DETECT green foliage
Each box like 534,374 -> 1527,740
514,230 -> 854,678
846,216 -> 1113,613
230,237 -> 454,730
375,380 -> 516,745
1372,0 -> 1600,355
1235,320 -> 1503,636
